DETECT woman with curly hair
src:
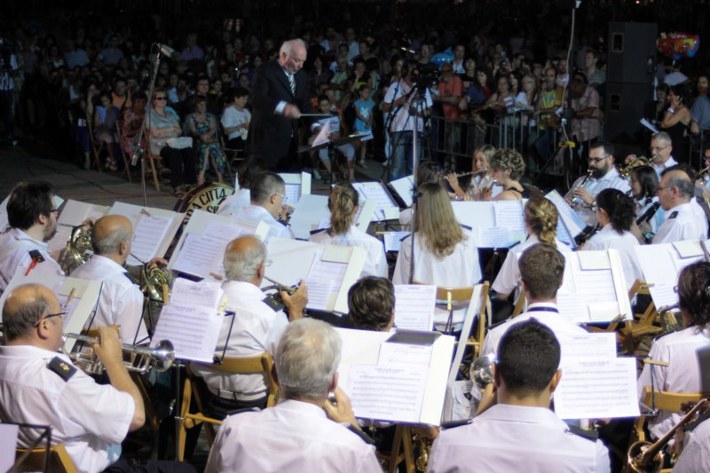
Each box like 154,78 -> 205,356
637,261 -> 710,441
393,182 -> 482,332
492,197 -> 569,300
581,188 -> 642,289
489,148 -> 528,200
309,182 -> 387,278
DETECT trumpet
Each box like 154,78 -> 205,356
570,169 -> 593,208
63,333 -> 175,375
619,155 -> 651,179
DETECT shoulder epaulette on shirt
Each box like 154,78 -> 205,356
47,356 -> 77,381
28,249 -> 45,263
566,425 -> 599,441
441,418 -> 472,430
669,211 -> 679,219
123,271 -> 139,285
346,424 -> 375,444
310,228 -> 328,235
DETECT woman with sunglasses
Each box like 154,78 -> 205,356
147,87 -> 197,197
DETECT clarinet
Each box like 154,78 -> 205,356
636,201 -> 661,244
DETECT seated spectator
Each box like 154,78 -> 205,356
146,88 -> 197,196
186,96 -> 226,185
93,91 -> 121,171
120,91 -> 147,159
221,87 -> 251,152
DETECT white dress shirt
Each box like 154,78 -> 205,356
637,326 -> 709,440
0,228 -> 64,295
192,281 -> 288,401
673,416 -> 710,473
217,188 -> 251,217
653,201 -> 708,244
71,255 -> 149,344
481,303 -> 589,359
428,403 -> 610,473
491,236 -> 570,297
0,345 -> 134,473
393,230 -> 481,330
566,167 -> 631,226
205,399 -> 381,473
232,204 -> 295,240
309,225 -> 387,278
383,79 -> 433,133
583,225 -> 642,289
634,196 -> 666,236
652,156 -> 678,178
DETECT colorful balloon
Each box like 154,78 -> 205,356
658,32 -> 700,61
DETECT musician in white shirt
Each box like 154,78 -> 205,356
309,182 -> 386,278
649,131 -> 679,178
653,167 -> 708,243
581,189 -> 642,289
230,171 -> 295,240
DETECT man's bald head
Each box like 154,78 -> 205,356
223,235 -> 267,283
279,39 -> 307,74
3,283 -> 60,342
92,215 -> 133,257
659,167 -> 694,209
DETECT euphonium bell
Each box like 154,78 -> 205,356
141,262 -> 173,304
58,223 -> 94,274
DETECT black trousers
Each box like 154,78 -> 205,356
160,146 -> 197,188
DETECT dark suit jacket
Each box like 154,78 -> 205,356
249,60 -> 311,169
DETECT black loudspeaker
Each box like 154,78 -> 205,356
604,81 -> 655,145
607,22 -> 658,84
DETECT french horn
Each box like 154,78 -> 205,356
58,223 -> 94,274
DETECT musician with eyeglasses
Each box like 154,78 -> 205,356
70,215 -> 150,345
224,171 -> 295,240
0,283 -> 195,473
428,319 -> 610,473
0,180 -> 64,296
648,131 -> 678,178
564,141 -> 630,227
652,166 -> 709,244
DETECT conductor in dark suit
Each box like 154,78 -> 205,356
249,39 -> 312,171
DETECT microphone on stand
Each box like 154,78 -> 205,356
155,43 -> 179,58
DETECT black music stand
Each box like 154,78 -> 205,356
8,423 -> 52,473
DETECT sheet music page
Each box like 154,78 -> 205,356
47,224 -> 74,255
352,182 -> 398,216
672,240 -> 704,258
493,201 -> 525,232
57,292 -> 83,328
640,117 -> 659,133
635,245 -> 678,284
172,233 -> 223,279
306,252 -> 347,311
476,227 -> 516,248
128,214 -> 172,265
648,282 -> 678,309
317,216 -> 331,230
545,190 -> 587,237
556,293 -> 589,324
284,183 -> 301,206
557,332 -> 617,362
556,217 -> 575,248
151,279 -> 223,362
383,231 -> 411,252
378,341 -> 433,366
393,284 -> 436,331
389,175 -> 415,207
554,358 -> 640,419
0,423 -> 18,472
578,251 -> 611,270
346,364 -> 427,423
312,121 -> 331,146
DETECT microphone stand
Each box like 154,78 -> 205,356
131,44 -> 167,206
408,84 -> 424,286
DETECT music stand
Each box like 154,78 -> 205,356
9,423 -> 52,473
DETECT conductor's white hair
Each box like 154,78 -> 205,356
280,39 -> 306,55
275,318 -> 342,401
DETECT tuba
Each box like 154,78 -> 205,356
58,223 -> 94,274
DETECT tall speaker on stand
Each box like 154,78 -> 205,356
604,22 -> 658,157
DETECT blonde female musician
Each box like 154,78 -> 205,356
581,189 -> 642,289
444,145 -> 501,200
492,197 -> 570,300
393,182 -> 482,332
309,182 -> 387,278
489,148 -> 528,201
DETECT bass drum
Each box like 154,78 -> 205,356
173,182 -> 236,226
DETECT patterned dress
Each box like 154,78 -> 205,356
190,113 -> 226,174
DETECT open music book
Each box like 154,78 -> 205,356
450,200 -> 526,248
336,327 -> 456,425
169,209 -> 270,280
393,284 -> 436,331
545,190 -> 588,249
47,199 -> 110,255
352,181 -> 401,221
387,175 -> 415,208
288,194 -> 374,240
278,172 -> 312,207
108,202 -> 184,266
264,238 -> 366,314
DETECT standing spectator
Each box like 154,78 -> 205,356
119,91 -> 147,159
569,71 -> 601,156
660,84 -> 692,164
93,91 -> 120,171
0,40 -> 19,145
353,84 -> 374,167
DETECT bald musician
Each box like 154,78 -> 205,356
0,180 -> 64,295
652,167 -> 708,243
192,235 -> 307,417
71,215 -> 150,345
428,319 -> 610,473
0,283 -> 195,473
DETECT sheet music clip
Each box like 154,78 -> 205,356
140,208 -> 152,217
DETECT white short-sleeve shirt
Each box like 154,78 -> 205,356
309,225 -> 387,278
